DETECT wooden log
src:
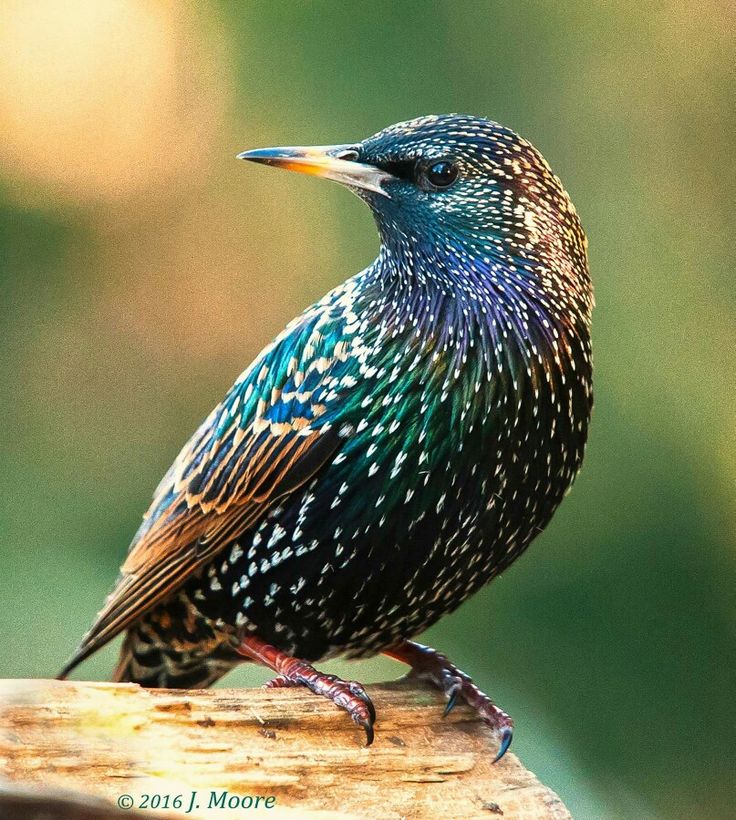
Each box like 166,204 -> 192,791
0,678 -> 570,819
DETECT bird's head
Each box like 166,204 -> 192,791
240,115 -> 591,323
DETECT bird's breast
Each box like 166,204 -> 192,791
180,277 -> 592,659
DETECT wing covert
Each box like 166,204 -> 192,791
59,298 -> 359,677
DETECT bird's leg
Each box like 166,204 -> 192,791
383,640 -> 513,761
236,635 -> 375,744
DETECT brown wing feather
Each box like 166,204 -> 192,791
58,423 -> 341,678
58,296 -> 357,680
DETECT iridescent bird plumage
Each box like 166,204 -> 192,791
60,115 -> 593,757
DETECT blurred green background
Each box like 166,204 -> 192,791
1,1 -> 734,817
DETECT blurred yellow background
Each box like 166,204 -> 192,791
1,2 -> 734,817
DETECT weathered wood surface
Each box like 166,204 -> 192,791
0,679 -> 570,819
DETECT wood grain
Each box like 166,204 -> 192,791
0,679 -> 570,819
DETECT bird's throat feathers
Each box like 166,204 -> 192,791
358,231 -> 591,413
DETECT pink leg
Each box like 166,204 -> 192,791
237,635 -> 375,744
384,640 -> 513,761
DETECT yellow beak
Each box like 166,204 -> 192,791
237,144 -> 392,197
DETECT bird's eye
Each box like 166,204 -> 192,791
420,160 -> 459,191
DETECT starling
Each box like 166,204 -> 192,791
59,115 -> 593,760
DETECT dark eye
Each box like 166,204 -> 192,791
421,159 -> 458,190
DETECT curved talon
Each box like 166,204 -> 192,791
443,683 -> 461,716
357,715 -> 375,746
493,726 -> 513,762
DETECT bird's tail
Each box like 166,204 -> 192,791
112,625 -> 242,689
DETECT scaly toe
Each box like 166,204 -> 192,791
330,681 -> 375,744
346,680 -> 377,724
263,675 -> 301,689
306,676 -> 376,745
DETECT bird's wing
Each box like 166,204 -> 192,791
59,303 -> 356,676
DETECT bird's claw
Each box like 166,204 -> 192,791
473,693 -> 513,762
494,726 -> 513,763
239,637 -> 375,746
356,713 -> 375,745
386,641 -> 513,762
266,670 -> 375,745
316,675 -> 375,745
442,677 -> 463,716
440,672 -> 511,760
345,679 -> 377,725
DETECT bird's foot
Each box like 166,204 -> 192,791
237,635 -> 375,745
384,640 -> 512,761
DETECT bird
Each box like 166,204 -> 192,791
59,114 -> 593,761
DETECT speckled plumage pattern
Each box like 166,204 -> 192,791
61,116 -> 592,745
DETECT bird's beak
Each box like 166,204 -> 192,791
237,144 -> 392,197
